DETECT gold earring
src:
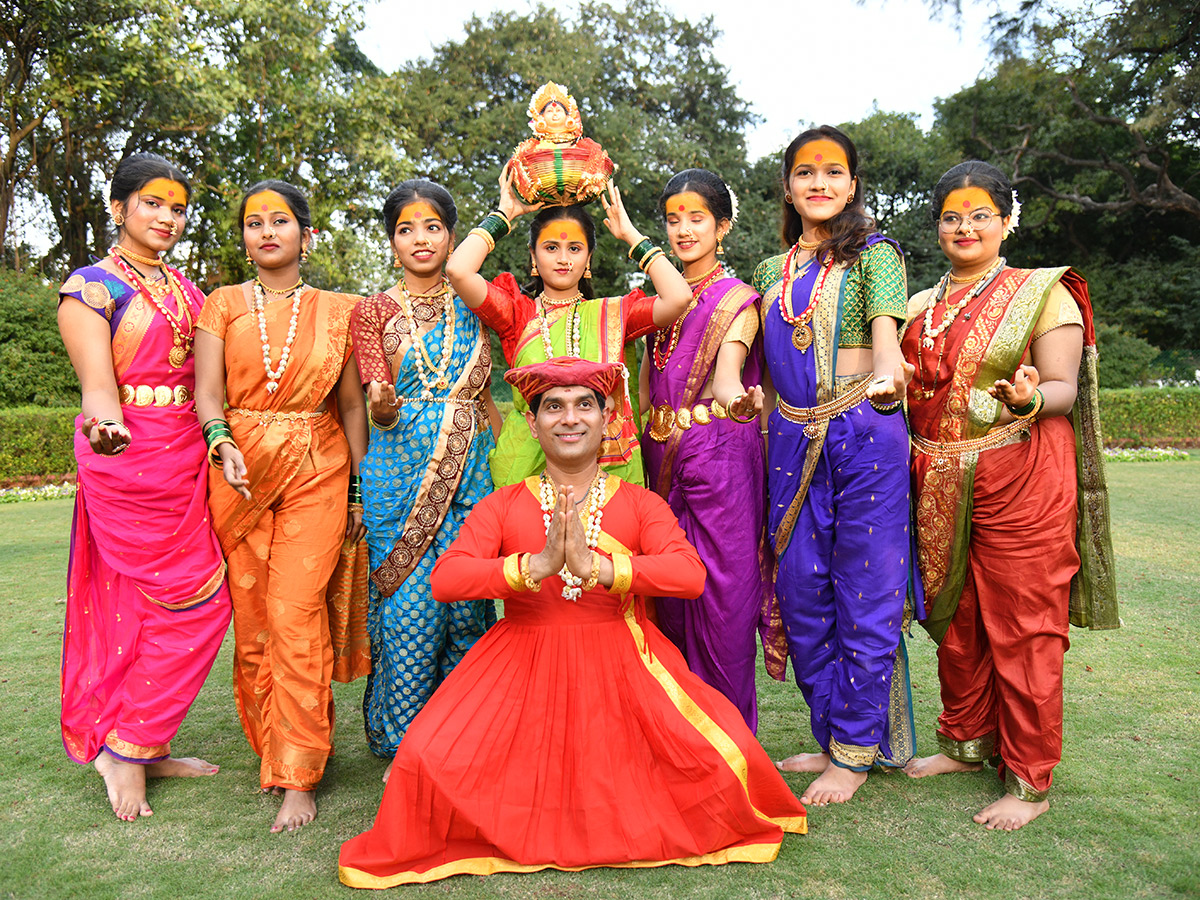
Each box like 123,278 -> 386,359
847,193 -> 855,203
301,246 -> 310,263
245,250 -> 253,265
393,254 -> 401,268
784,194 -> 792,204
583,263 -> 592,279
716,237 -> 725,256
530,260 -> 539,277
113,212 -> 125,226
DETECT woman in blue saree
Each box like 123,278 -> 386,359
352,180 -> 499,778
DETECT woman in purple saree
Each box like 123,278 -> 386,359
641,169 -> 768,731
751,127 -> 919,806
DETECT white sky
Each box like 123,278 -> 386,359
360,0 -> 997,160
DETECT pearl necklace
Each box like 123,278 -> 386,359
109,246 -> 194,368
537,291 -> 584,358
252,279 -> 304,393
400,274 -> 455,399
920,257 -> 1005,349
539,470 -> 605,601
653,263 -> 724,370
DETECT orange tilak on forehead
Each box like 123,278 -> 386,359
244,190 -> 293,223
141,178 -> 187,204
942,187 -> 999,216
538,219 -> 588,246
791,139 -> 849,172
398,201 -> 440,224
665,192 -> 712,218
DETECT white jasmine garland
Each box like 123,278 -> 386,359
1009,190 -> 1021,231
727,187 -> 739,226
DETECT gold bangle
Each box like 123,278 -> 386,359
503,553 -> 525,592
371,412 -> 399,431
726,394 -> 757,424
581,551 -> 601,591
207,435 -> 236,467
520,552 -> 541,592
468,227 -> 496,253
610,552 -> 633,596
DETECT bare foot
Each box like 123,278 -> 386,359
95,750 -> 152,821
974,793 -> 1049,831
146,756 -> 219,778
800,759 -> 868,806
776,751 -> 829,773
382,759 -> 394,784
905,753 -> 983,778
271,789 -> 317,833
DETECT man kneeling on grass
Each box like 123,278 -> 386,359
338,357 -> 807,887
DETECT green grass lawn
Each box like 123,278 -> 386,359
2,459 -> 1197,900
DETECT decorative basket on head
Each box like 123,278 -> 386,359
507,82 -> 615,206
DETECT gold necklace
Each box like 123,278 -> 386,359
796,235 -> 822,252
112,244 -> 163,266
684,261 -> 722,286
255,276 -> 303,296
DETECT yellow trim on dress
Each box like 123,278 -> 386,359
503,553 -> 526,592
339,841 -> 784,888
622,612 -> 807,835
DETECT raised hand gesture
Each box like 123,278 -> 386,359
599,182 -> 643,247
988,363 -> 1039,409
367,379 -> 398,426
497,166 -> 545,222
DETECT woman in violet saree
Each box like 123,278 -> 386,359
641,169 -> 768,731
351,180 -> 498,777
58,153 -> 231,822
752,126 -> 919,806
445,174 -> 694,488
195,180 -> 369,833
901,162 -> 1118,831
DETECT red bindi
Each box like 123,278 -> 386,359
678,204 -> 686,211
814,153 -> 823,162
260,203 -> 268,211
962,200 -> 971,208
559,231 -> 568,240
168,190 -> 175,197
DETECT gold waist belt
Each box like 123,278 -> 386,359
776,377 -> 871,438
911,419 -> 1031,471
647,398 -> 734,442
227,407 -> 326,426
118,384 -> 193,407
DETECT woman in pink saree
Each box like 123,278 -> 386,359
57,153 -> 232,822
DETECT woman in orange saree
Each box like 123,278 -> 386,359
901,161 -> 1118,831
58,152 -> 231,822
195,180 -> 369,833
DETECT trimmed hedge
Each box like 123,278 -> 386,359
0,389 -> 1196,482
0,406 -> 78,482
1098,387 -> 1200,448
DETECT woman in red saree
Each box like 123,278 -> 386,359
58,152 -> 232,822
901,161 -> 1118,830
195,180 -> 369,833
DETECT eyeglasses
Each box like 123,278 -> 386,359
938,209 -> 998,233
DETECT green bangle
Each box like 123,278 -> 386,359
628,237 -> 655,262
476,212 -> 511,245
1007,393 -> 1038,417
348,473 -> 363,504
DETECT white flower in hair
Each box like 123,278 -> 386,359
103,180 -> 114,218
727,186 -> 740,227
1009,189 -> 1021,231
